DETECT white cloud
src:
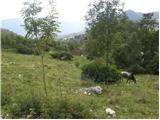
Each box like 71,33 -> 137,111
0,0 -> 25,20
122,0 -> 160,13
54,0 -> 92,22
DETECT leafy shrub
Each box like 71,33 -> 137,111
42,98 -> 93,119
50,52 -> 73,60
127,64 -> 146,74
7,93 -> 93,118
1,92 -> 11,106
8,94 -> 42,118
86,54 -> 95,60
17,44 -> 34,55
145,53 -> 159,75
81,59 -> 122,84
74,61 -> 80,67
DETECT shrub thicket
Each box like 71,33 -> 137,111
5,94 -> 93,119
145,53 -> 159,75
50,52 -> 73,60
42,98 -> 93,119
127,64 -> 146,74
81,58 -> 122,84
17,44 -> 34,55
8,94 -> 42,119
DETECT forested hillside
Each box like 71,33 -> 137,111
1,0 -> 159,119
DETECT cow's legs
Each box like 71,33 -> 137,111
126,78 -> 129,83
133,79 -> 136,83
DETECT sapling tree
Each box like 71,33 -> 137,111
21,0 -> 59,97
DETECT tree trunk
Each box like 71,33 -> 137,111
41,54 -> 48,97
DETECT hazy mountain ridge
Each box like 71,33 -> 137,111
126,10 -> 159,21
1,19 -> 85,37
1,10 -> 159,37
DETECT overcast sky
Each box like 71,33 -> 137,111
0,0 -> 159,22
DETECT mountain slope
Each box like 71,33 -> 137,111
1,18 -> 26,36
126,10 -> 159,21
1,18 -> 85,37
1,10 -> 158,36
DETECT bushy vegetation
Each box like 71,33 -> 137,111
50,51 -> 73,60
1,0 -> 159,118
1,52 -> 159,118
4,94 -> 93,119
85,0 -> 159,75
42,97 -> 93,119
1,28 -> 36,54
81,58 -> 122,84
17,44 -> 35,55
7,94 -> 42,118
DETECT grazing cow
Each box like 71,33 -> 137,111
121,71 -> 136,83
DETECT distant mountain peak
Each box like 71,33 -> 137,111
125,10 -> 159,21
1,10 -> 159,37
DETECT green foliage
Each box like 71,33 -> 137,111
17,44 -> 34,55
8,94 -> 42,118
53,41 -> 69,51
86,53 -> 96,60
1,29 -> 34,52
50,51 -> 73,60
127,64 -> 146,74
6,95 -> 93,119
137,13 -> 159,74
74,61 -> 80,67
41,97 -> 93,119
21,0 -> 60,98
1,52 -> 159,118
85,0 -> 158,75
112,14 -> 158,74
85,0 -> 127,61
81,58 -> 122,84
145,52 -> 159,74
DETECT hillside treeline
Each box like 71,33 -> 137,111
1,1 -> 159,75
85,0 -> 159,74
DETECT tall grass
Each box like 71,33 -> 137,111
1,51 -> 159,118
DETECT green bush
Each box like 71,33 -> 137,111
42,97 -> 93,119
145,53 -> 159,75
7,93 -> 93,119
127,64 -> 146,74
74,61 -> 80,67
81,59 -> 122,84
17,44 -> 34,55
1,92 -> 11,107
50,52 -> 73,60
86,55 -> 94,60
8,94 -> 42,118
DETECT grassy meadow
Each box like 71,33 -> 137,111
1,51 -> 159,118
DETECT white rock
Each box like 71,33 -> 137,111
105,108 -> 116,117
80,86 -> 103,95
91,86 -> 103,94
84,91 -> 87,95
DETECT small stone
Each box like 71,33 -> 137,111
105,108 -> 116,117
27,114 -> 32,118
